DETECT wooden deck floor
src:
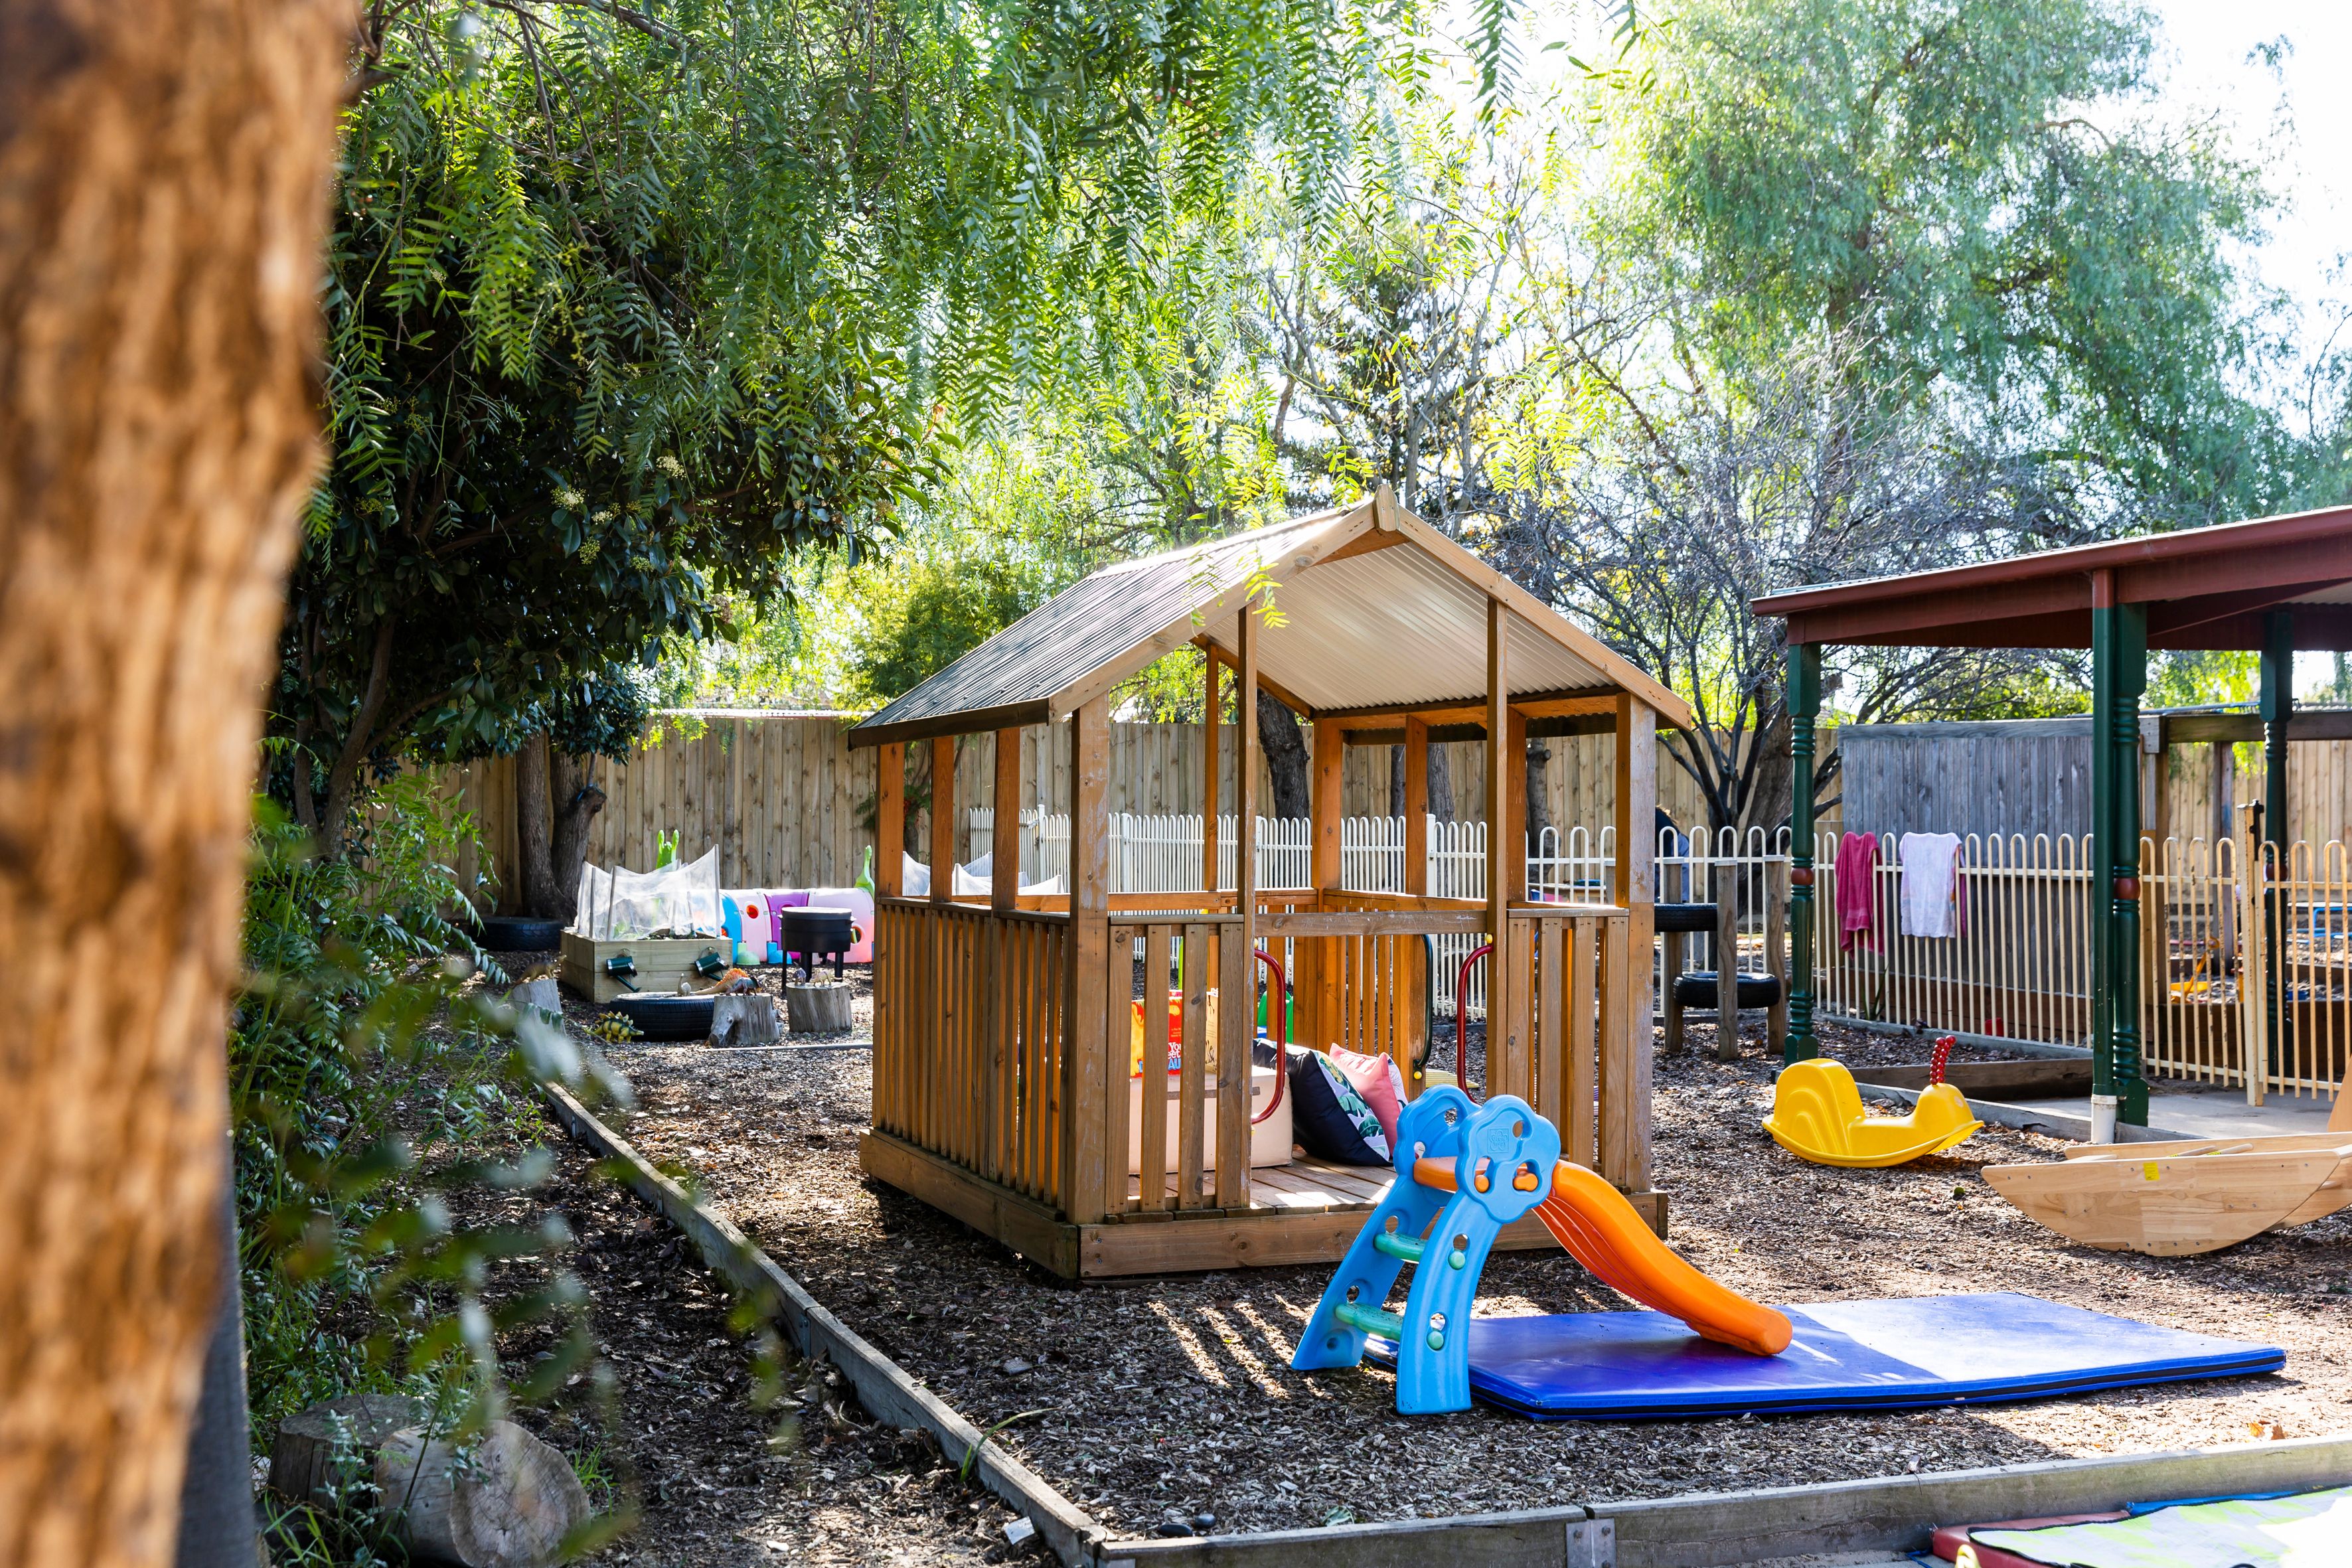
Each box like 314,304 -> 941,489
861,1130 -> 1658,1278
1124,1156 -> 1395,1215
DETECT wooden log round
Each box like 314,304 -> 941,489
708,992 -> 781,1046
269,1393 -> 430,1507
374,1421 -> 590,1568
785,983 -> 854,1034
506,977 -> 562,1019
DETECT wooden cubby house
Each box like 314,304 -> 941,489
850,488 -> 1691,1277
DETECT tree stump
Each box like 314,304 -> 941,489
708,992 -> 781,1046
374,1421 -> 589,1568
506,977 -> 561,1020
785,983 -> 854,1035
270,1393 -> 430,1507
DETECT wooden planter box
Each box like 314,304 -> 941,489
559,931 -> 728,1004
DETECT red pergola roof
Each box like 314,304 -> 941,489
1753,504 -> 2352,649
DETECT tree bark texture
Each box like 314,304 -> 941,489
0,2 -> 349,1564
1258,699 -> 1309,821
1386,744 -> 1405,818
1427,743 -> 1454,822
546,749 -> 604,916
1525,740 -> 1551,846
515,734 -> 606,920
515,730 -> 556,913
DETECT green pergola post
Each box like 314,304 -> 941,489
2090,595 -> 2150,1133
1784,641 -> 1823,1065
2258,609 -> 2293,1086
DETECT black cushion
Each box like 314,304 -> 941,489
1672,971 -> 1784,1009
1283,1046 -> 1389,1166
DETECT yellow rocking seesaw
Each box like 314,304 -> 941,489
1763,1054 -> 1981,1168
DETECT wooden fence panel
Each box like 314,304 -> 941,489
448,711 -> 1826,913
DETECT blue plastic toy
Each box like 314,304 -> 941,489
1292,1087 -> 1557,1414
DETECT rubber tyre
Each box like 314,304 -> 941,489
476,915 -> 565,951
605,994 -> 715,1041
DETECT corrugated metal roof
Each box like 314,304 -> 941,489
1753,502 -> 2352,650
1198,540 -> 1620,715
850,499 -> 1687,745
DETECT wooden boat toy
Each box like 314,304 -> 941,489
1985,1132 -> 2352,1255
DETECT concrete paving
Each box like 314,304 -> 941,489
1855,1077 -> 2341,1142
2002,1082 -> 2339,1140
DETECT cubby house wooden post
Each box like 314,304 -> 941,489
929,735 -> 956,903
1484,599 -> 1520,1096
1310,715 -> 1343,1052
990,728 -> 1022,911
1063,699 -> 1113,1223
1223,603 -> 1260,1210
1610,694 -> 1658,1200
1201,653 -> 1221,894
850,494 -> 1690,1277
1401,714 -> 1431,1081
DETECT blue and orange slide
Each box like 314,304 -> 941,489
1291,1088 -> 1791,1413
1293,1089 -> 2282,1418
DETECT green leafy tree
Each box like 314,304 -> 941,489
1608,0 -> 2295,519
846,553 -> 1046,708
282,0 -> 1559,879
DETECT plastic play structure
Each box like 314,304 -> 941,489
1293,1091 -> 2282,1419
1294,1089 -> 1792,1413
1762,1048 -> 1980,1168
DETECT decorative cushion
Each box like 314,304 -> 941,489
1285,1046 -> 1391,1166
1328,1044 -> 1406,1149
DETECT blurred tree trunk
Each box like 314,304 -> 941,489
1427,744 -> 1454,821
515,734 -> 605,919
516,731 -> 554,911
0,1 -> 349,1565
547,749 -> 605,913
1259,699 -> 1309,819
1526,740 -> 1551,847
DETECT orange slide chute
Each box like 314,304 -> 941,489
1413,1157 -> 1793,1357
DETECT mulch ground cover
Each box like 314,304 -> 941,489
528,961 -> 2352,1549
461,953 -> 1042,1567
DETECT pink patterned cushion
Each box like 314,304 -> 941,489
1328,1044 -> 1405,1148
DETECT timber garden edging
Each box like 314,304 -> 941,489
542,1083 -> 2352,1567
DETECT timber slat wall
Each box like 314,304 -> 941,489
874,896 -> 1643,1255
1842,720 -> 2092,844
872,900 -> 1071,1207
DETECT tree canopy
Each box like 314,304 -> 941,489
1610,0 -> 2292,518
279,0 -> 1526,846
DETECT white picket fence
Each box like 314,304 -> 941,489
1658,824 -> 1794,984
969,809 -> 1632,1022
967,809 -> 1312,892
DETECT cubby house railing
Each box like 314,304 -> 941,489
871,892 -> 1642,1228
870,900 -> 1072,1210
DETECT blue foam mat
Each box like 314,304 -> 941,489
1366,1293 -> 2282,1420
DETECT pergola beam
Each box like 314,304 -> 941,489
1194,634 -> 1318,719
1340,712 -> 1620,747
1319,686 -> 1620,728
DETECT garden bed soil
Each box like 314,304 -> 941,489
571,977 -> 2352,1545
465,953 -> 1032,1567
